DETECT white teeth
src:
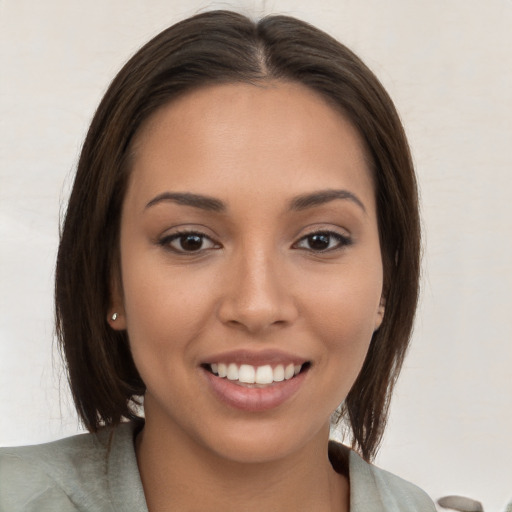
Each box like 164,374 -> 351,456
255,365 -> 273,384
239,364 -> 255,383
227,363 -> 238,380
217,363 -> 227,378
284,363 -> 295,380
210,362 -> 305,384
273,364 -> 285,382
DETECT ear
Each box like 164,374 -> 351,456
107,275 -> 127,331
374,296 -> 386,331
107,308 -> 127,330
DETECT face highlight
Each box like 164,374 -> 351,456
111,81 -> 384,463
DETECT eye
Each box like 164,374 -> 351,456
294,231 -> 351,252
159,231 -> 219,253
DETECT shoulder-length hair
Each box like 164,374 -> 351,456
56,10 -> 420,462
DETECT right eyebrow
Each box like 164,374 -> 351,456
289,189 -> 367,214
145,192 -> 226,212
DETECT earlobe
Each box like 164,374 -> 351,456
107,309 -> 127,330
108,273 -> 127,330
374,297 -> 386,331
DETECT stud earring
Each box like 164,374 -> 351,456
111,313 -> 118,321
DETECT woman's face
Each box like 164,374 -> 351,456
113,82 -> 384,463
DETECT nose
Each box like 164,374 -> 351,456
217,247 -> 299,334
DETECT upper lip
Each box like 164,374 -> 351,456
200,349 -> 309,367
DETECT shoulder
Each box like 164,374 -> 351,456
0,428 -> 111,512
329,442 -> 436,512
348,449 -> 437,512
0,422 -> 141,512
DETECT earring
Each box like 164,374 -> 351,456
111,313 -> 118,321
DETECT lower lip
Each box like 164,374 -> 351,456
202,368 -> 307,412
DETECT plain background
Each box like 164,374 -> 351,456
1,1 -> 511,510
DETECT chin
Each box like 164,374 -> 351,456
198,417 -> 331,466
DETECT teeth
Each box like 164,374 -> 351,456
239,364 -> 255,383
273,364 -> 284,382
227,363 -> 238,380
209,362 -> 304,384
255,365 -> 273,384
217,363 -> 227,378
284,363 -> 295,380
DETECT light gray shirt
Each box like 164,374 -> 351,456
0,422 -> 436,511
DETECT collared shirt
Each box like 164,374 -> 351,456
0,422 -> 436,511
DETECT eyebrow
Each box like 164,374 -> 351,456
145,188 -> 366,214
289,189 -> 366,213
145,192 -> 225,212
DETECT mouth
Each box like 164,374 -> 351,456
199,350 -> 311,411
202,362 -> 311,387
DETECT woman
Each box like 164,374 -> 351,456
0,10 -> 435,511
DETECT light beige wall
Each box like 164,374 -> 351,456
1,1 -> 511,510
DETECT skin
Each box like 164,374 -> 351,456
110,81 -> 384,512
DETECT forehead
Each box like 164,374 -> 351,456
126,81 -> 375,213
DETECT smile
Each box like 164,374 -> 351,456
207,363 -> 306,386
201,356 -> 310,411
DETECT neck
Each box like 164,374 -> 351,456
136,418 -> 349,512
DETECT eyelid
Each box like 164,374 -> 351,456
292,228 -> 352,252
158,228 -> 221,254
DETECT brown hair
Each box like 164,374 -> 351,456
55,10 -> 420,461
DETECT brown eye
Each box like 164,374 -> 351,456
307,233 -> 331,250
294,231 -> 351,252
178,234 -> 203,251
160,232 -> 219,253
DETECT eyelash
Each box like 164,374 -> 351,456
158,230 -> 220,253
158,229 -> 352,254
293,230 -> 352,252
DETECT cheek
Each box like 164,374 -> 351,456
122,274 -> 193,399
119,250 -> 218,367
306,266 -> 382,338
318,294 -> 375,377
301,262 -> 382,382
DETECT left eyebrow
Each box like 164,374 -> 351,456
289,189 -> 367,214
145,192 -> 226,212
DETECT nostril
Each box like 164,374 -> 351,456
216,269 -> 299,332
